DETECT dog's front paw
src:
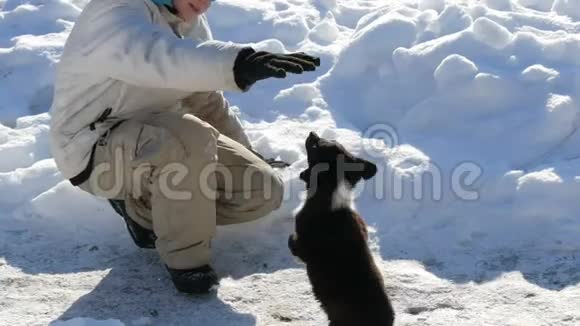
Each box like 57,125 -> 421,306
288,233 -> 298,256
288,234 -> 305,264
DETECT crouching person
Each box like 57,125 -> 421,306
49,0 -> 320,294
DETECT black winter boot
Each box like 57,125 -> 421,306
108,199 -> 156,249
166,265 -> 219,294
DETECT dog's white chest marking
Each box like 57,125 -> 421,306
331,181 -> 354,211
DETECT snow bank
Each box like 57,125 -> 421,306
308,1 -> 580,269
552,0 -> 580,21
0,113 -> 52,171
433,53 -> 479,86
0,0 -> 78,125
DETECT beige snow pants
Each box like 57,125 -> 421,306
78,111 -> 284,269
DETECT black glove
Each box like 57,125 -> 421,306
233,47 -> 321,90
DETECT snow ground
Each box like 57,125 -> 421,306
1,0 -> 580,325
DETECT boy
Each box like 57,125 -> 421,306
49,0 -> 319,294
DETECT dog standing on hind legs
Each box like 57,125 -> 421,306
288,132 -> 395,326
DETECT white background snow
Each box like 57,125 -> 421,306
1,0 -> 580,325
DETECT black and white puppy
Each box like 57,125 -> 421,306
288,132 -> 395,326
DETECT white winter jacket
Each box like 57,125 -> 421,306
50,0 -> 250,179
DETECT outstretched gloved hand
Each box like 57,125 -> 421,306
233,47 -> 321,90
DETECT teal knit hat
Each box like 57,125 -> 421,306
151,0 -> 215,9
152,0 -> 174,8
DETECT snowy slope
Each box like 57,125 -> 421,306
1,0 -> 580,325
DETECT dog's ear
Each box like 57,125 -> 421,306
360,158 -> 377,180
299,168 -> 311,183
347,158 -> 377,184
289,233 -> 310,265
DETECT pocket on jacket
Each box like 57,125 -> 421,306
132,123 -> 187,169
